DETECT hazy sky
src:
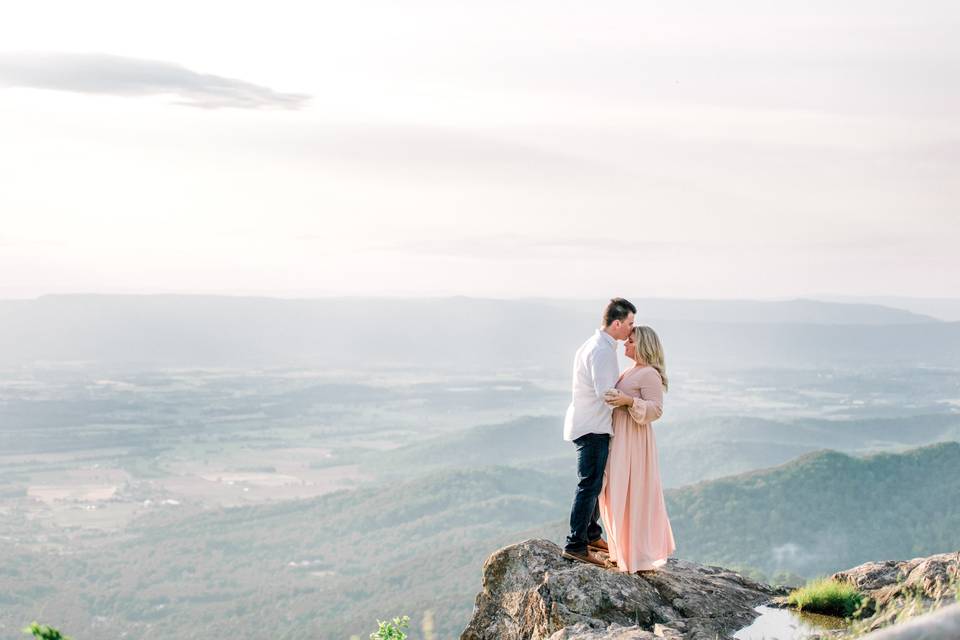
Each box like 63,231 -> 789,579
2,1 -> 958,299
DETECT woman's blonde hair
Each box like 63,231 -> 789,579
631,325 -> 668,391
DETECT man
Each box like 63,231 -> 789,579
562,297 -> 636,566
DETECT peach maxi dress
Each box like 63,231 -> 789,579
598,365 -> 675,572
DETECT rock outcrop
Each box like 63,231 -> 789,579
459,538 -> 788,640
830,551 -> 960,637
831,551 -> 960,612
860,603 -> 960,640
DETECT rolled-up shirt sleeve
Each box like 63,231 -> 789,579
589,347 -> 619,402
627,369 -> 664,424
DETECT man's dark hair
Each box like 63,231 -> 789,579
602,298 -> 637,327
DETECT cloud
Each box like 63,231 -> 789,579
0,52 -> 309,110
371,234 -> 687,261
368,233 -> 912,263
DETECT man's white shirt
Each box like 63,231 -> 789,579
563,329 -> 620,441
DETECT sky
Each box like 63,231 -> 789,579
1,0 -> 958,300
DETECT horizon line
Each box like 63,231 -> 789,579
2,292 -> 958,303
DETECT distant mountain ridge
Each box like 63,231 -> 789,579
528,296 -> 940,325
816,295 -> 960,322
360,413 -> 960,488
0,295 -> 956,369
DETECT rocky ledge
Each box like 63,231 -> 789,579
825,550 -> 960,635
459,538 -> 789,640
831,550 -> 959,610
460,539 -> 960,640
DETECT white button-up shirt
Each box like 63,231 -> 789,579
563,329 -> 620,441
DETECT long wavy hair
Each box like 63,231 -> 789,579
631,325 -> 668,392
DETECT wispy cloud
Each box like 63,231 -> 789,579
368,233 -> 911,262
371,234 -> 685,260
0,52 -> 309,110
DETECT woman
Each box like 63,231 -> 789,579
598,325 -> 675,573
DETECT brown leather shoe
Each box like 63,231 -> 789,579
588,538 -> 609,553
562,549 -> 607,567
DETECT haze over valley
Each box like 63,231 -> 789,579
2,295 -> 958,639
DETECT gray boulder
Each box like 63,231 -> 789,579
459,538 -> 786,640
831,551 -> 960,611
859,603 -> 960,640
830,551 -> 960,636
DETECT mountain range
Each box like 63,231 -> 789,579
4,441 -> 959,640
1,295 -> 958,370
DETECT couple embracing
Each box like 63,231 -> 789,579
561,298 -> 675,573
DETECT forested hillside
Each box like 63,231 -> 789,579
5,443 -> 960,639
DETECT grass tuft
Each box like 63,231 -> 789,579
787,578 -> 864,618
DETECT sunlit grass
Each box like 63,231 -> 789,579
787,578 -> 864,618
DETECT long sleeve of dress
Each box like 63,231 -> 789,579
627,368 -> 664,424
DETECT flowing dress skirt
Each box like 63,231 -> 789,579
598,369 -> 675,572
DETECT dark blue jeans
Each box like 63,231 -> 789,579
564,432 -> 610,553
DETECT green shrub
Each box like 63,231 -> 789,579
788,578 -> 864,617
370,615 -> 409,640
22,623 -> 71,640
